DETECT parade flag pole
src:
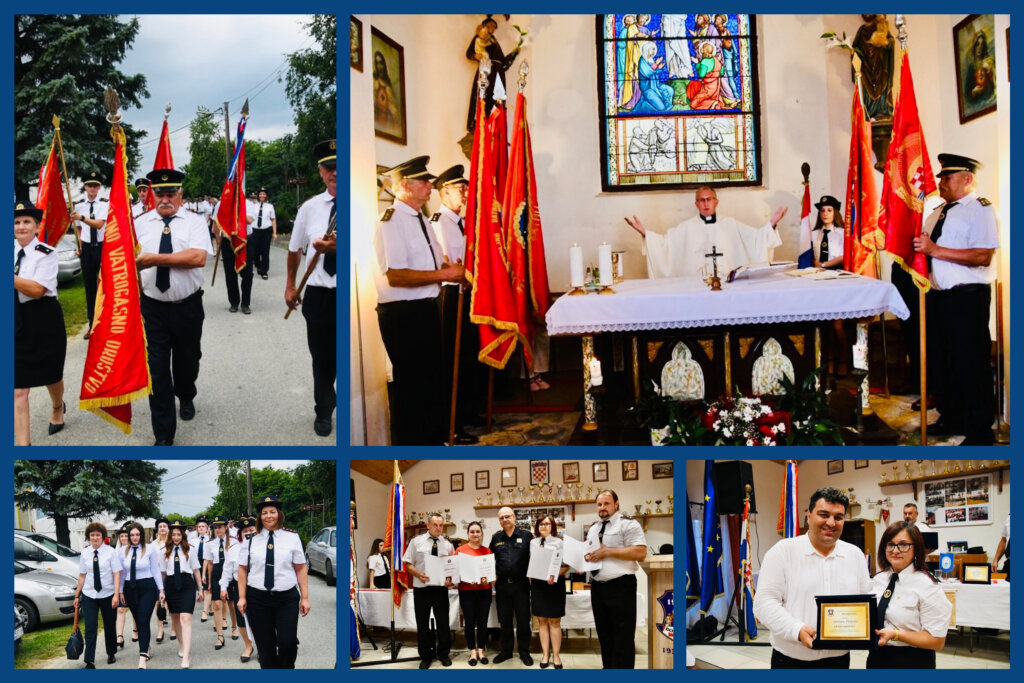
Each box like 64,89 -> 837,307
52,115 -> 81,252
284,208 -> 336,319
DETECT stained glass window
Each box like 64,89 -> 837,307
597,14 -> 762,191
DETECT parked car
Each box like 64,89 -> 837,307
305,525 -> 336,586
56,234 -> 81,283
14,561 -> 77,632
15,609 -> 24,653
14,530 -> 81,579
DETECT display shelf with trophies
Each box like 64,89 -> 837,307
878,461 -> 1009,497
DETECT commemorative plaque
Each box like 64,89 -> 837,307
812,594 -> 879,650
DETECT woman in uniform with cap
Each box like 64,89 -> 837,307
237,495 -> 311,668
159,520 -> 204,668
193,516 -> 212,623
811,195 -> 851,376
114,523 -> 132,650
152,517 -> 173,644
221,516 -> 258,662
14,201 -> 67,446
203,515 -> 233,650
119,522 -> 164,669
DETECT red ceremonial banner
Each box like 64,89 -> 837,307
880,54 -> 937,291
843,79 -> 881,277
215,116 -> 248,273
79,125 -> 152,432
35,138 -> 71,247
147,118 -> 175,211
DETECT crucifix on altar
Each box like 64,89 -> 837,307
704,245 -> 724,291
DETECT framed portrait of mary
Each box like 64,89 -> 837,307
371,27 -> 407,145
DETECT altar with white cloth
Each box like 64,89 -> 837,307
357,588 -> 646,631
545,272 -> 910,429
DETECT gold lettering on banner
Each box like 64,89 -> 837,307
738,337 -> 754,359
107,245 -> 131,334
789,334 -> 805,356
82,340 -> 123,392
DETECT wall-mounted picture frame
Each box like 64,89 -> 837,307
501,467 -> 518,487
622,460 -> 639,481
350,16 -> 363,72
451,473 -> 464,492
593,462 -> 609,482
370,27 -> 407,145
827,460 -> 844,475
476,470 -> 490,490
423,479 -> 440,495
562,461 -> 580,484
881,459 -> 896,464
953,14 -> 998,124
652,461 -> 673,479
530,460 -> 550,486
854,460 -> 869,470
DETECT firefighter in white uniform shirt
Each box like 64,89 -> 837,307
132,177 -> 152,218
584,490 -> 648,669
221,516 -> 258,663
250,187 -> 277,279
70,170 -> 108,338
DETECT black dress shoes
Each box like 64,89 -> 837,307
229,305 -> 238,312
179,399 -> 195,420
418,660 -> 432,669
520,653 -> 534,666
493,652 -> 512,664
48,402 -> 66,435
439,656 -> 452,666
314,416 -> 332,436
107,654 -> 116,664
241,305 -> 251,314
154,439 -> 174,446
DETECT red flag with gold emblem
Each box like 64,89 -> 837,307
147,117 -> 175,211
79,124 -> 152,432
464,95 -> 524,369
214,114 -> 248,272
843,76 -> 882,276
35,137 -> 71,247
880,54 -> 937,290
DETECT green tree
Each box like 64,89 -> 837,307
15,15 -> 150,198
182,106 -> 225,199
14,460 -> 167,546
284,14 -> 336,172
294,460 -> 336,528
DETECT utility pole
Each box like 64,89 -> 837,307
223,101 -> 232,168
246,460 -> 254,515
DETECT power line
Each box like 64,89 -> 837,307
161,460 -> 217,483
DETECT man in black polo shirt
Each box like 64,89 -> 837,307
488,506 -> 533,665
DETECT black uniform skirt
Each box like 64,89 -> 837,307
15,296 -> 66,388
164,574 -> 197,614
530,576 -> 566,618
211,563 -> 224,596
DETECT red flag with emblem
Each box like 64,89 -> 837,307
880,53 -> 937,290
843,76 -> 882,277
147,117 -> 175,210
214,113 -> 248,272
35,137 -> 71,247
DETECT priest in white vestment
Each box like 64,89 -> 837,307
625,186 -> 788,278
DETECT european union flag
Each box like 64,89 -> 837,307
700,460 -> 724,614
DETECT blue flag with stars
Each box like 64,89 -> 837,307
700,460 -> 724,614
686,493 -> 700,608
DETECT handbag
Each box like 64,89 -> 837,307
156,602 -> 167,621
65,606 -> 84,659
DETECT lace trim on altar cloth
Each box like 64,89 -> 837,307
548,307 -> 893,335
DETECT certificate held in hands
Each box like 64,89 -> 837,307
527,547 -> 563,581
456,553 -> 496,584
562,536 -> 601,573
423,555 -> 460,586
811,594 -> 878,650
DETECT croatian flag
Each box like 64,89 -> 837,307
777,460 -> 799,538
740,498 -> 758,639
797,181 -> 814,268
383,461 -> 409,607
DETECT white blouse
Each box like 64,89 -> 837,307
158,543 -> 201,575
240,528 -> 306,592
872,565 -> 952,642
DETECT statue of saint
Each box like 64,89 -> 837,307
852,14 -> 895,120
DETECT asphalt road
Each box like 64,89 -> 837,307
41,572 -> 337,669
23,243 -> 336,446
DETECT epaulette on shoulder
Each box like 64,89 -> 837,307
979,197 -> 992,207
926,570 -> 939,583
281,527 -> 298,535
99,198 -> 108,202
379,208 -> 394,222
430,212 -> 441,222
35,243 -> 54,254
620,514 -> 634,521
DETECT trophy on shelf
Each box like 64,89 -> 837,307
529,485 -> 536,503
953,461 -> 962,473
667,495 -> 674,513
548,484 -> 555,502
418,512 -> 425,524
576,483 -> 584,500
917,460 -> 924,478
586,485 -> 593,499
880,471 -> 888,483
634,504 -> 642,516
494,490 -> 500,505
646,499 -> 652,515
476,497 -> 482,507
557,484 -> 564,502
517,486 -> 524,504
655,499 -> 663,514
966,460 -> 974,471
444,508 -> 451,523
904,463 -> 912,480
943,460 -> 950,475
928,461 -> 936,476
892,466 -> 899,481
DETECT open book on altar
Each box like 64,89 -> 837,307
727,261 -> 798,282
784,267 -> 860,280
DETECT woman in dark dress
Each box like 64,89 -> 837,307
530,515 -> 568,668
14,200 -> 66,445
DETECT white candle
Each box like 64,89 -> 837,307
569,244 -> 584,288
598,243 -> 613,286
589,358 -> 603,386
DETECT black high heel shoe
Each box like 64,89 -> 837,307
117,636 -> 125,650
48,402 -> 66,435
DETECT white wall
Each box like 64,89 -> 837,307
352,459 -> 674,596
686,459 -> 1010,575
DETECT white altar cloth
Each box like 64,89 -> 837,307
545,273 -> 910,335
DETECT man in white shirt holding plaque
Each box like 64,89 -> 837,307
753,487 -> 873,668
401,513 -> 455,669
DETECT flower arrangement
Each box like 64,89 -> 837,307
701,396 -> 790,446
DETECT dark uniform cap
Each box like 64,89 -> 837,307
314,139 -> 336,168
937,153 -> 983,177
257,187 -> 269,195
241,516 -> 258,528
814,195 -> 842,211
195,515 -> 209,525
211,515 -> 228,527
83,171 -> 104,186
386,155 -> 435,181
169,519 -> 187,531
255,495 -> 283,511
120,521 -> 133,532
146,168 -> 186,191
15,200 -> 44,221
134,178 -> 151,189
433,164 -> 468,190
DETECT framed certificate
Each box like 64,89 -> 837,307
962,562 -> 992,584
812,594 -> 878,650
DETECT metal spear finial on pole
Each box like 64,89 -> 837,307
477,55 -> 492,98
518,61 -> 530,92
164,102 -> 172,120
104,87 -> 122,127
895,14 -> 908,50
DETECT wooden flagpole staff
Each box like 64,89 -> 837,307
52,115 -> 81,252
284,209 -> 336,320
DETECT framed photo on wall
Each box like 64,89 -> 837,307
854,460 -> 869,470
501,467 -> 518,487
451,473 -> 464,492
530,460 -> 550,486
652,461 -> 673,479
370,27 -> 407,145
593,462 -> 609,482
350,16 -> 363,72
562,462 -> 580,484
476,470 -> 490,490
827,460 -> 844,475
622,460 -> 639,481
953,14 -> 998,124
423,479 -> 440,495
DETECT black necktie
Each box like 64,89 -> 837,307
218,539 -> 224,564
173,546 -> 182,589
540,537 -> 545,547
156,216 -> 173,292
89,202 -> 97,246
877,572 -> 899,626
322,202 -> 337,276
15,248 -> 25,275
130,547 -> 137,586
198,537 -> 204,566
431,537 -> 439,556
591,521 -> 609,577
264,532 -> 275,590
458,217 -> 465,236
93,549 -> 102,591
257,203 -> 264,228
928,202 -> 957,272
819,229 -> 830,263
417,212 -> 439,269
382,554 -> 389,573
15,248 -> 25,331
